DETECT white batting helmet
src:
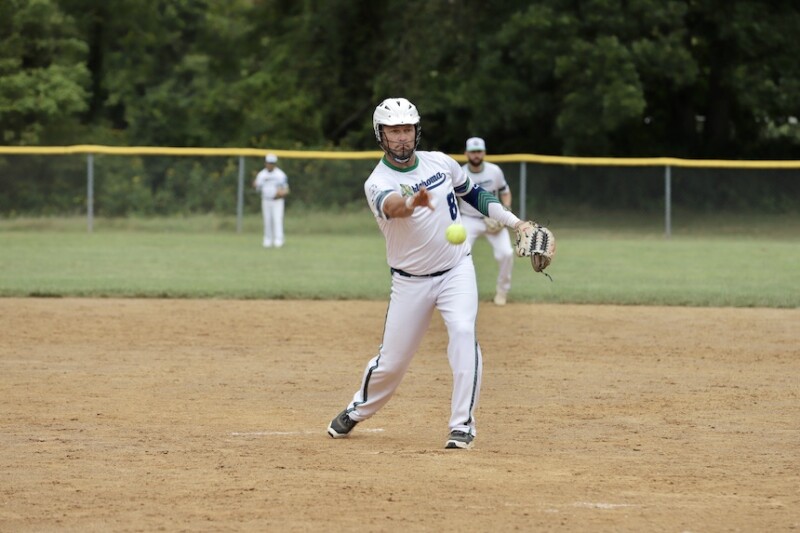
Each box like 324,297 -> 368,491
372,98 -> 422,163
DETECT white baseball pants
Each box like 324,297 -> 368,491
260,198 -> 285,247
346,257 -> 482,435
462,215 -> 514,295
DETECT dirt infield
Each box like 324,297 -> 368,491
1,298 -> 798,532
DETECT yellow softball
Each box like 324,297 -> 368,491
445,223 -> 467,244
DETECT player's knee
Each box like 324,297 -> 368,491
447,320 -> 475,340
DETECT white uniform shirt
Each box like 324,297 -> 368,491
254,167 -> 288,200
365,151 -> 471,275
459,161 -> 508,218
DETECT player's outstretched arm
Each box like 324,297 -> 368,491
383,187 -> 435,218
460,184 -> 520,228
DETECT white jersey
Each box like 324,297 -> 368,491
254,167 -> 288,200
459,161 -> 508,219
365,151 -> 471,275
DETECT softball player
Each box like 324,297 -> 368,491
459,137 -> 514,305
253,154 -> 289,248
327,97 -> 525,449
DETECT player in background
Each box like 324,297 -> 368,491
459,137 -> 514,306
326,97 -> 528,450
253,154 -> 289,248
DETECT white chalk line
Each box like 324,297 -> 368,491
230,429 -> 385,437
541,502 -> 638,514
573,502 -> 637,510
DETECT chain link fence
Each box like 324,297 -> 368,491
1,147 -> 798,236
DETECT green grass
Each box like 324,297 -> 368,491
1,211 -> 798,307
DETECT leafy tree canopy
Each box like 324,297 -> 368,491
0,0 -> 798,158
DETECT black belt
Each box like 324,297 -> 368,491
390,267 -> 451,278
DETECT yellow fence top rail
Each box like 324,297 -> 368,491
1,145 -> 800,169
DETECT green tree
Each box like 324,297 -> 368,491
0,0 -> 89,144
683,0 -> 800,157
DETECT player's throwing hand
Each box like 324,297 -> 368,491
407,186 -> 436,211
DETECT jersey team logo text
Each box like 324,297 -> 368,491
410,172 -> 447,193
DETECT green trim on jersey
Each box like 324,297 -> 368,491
475,189 -> 501,216
382,155 -> 420,173
460,185 -> 501,217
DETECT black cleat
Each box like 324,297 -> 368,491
445,430 -> 474,449
327,409 -> 358,438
